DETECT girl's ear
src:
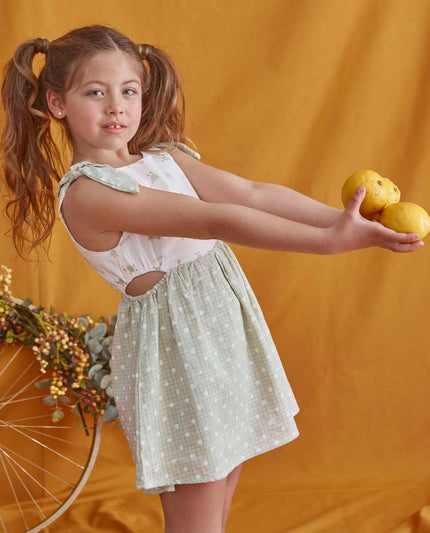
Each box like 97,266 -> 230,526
45,88 -> 66,119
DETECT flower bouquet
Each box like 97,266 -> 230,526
0,265 -> 121,429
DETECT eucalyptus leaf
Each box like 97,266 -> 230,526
58,395 -> 71,404
88,338 -> 103,354
78,316 -> 88,326
35,379 -> 51,389
90,322 -> 107,339
52,408 -> 64,422
103,404 -> 119,423
88,364 -> 103,380
43,394 -> 56,406
106,385 -> 114,397
93,369 -> 109,386
100,374 -> 112,389
101,337 -> 112,348
99,347 -> 111,360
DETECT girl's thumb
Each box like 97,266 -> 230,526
346,186 -> 366,213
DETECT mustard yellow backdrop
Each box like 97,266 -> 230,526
1,0 -> 430,531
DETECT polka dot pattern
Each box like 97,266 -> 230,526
110,240 -> 300,495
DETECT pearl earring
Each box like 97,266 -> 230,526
58,111 -> 62,116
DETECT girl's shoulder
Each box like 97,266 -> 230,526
56,142 -> 201,198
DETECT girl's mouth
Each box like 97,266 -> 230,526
103,125 -> 126,133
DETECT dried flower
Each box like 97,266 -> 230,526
0,265 -> 121,428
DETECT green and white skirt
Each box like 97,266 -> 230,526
110,240 -> 300,495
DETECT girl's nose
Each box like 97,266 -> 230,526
106,99 -> 124,115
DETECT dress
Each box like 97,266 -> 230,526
56,142 -> 300,495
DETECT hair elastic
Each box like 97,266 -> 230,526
35,38 -> 50,54
138,43 -> 151,61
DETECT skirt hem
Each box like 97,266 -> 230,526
136,415 -> 300,495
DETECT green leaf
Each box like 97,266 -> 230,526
35,378 -> 51,389
99,347 -> 111,360
101,337 -> 112,348
88,338 -> 103,354
90,322 -> 107,339
52,408 -> 64,422
100,374 -> 112,389
103,404 -> 119,423
43,395 -> 56,406
88,363 -> 103,380
58,395 -> 71,404
93,369 -> 109,387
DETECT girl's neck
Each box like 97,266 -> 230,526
71,152 -> 143,168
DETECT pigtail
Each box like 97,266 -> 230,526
0,38 -> 63,258
130,43 -> 187,153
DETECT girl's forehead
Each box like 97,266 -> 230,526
83,51 -> 140,77
70,51 -> 142,90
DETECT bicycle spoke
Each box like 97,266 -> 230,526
1,420 -> 85,469
0,343 -> 102,532
0,373 -> 41,415
0,512 -> 8,533
0,448 -> 29,530
6,414 -> 56,422
0,443 -> 76,489
1,447 -> 61,505
0,423 -> 73,429
0,344 -> 24,378
12,425 -> 93,452
0,356 -> 37,405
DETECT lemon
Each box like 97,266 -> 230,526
341,170 -> 400,218
379,202 -> 430,240
382,177 -> 401,205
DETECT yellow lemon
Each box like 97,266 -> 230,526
382,177 -> 401,205
341,169 -> 400,218
379,202 -> 430,240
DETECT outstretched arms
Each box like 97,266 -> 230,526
63,177 -> 423,255
171,147 -> 342,227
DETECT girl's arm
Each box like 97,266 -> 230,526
171,148 -> 341,227
66,177 -> 422,255
252,182 -> 342,227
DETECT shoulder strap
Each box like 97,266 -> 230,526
57,141 -> 201,197
56,161 -> 140,198
152,141 -> 201,160
176,142 -> 201,160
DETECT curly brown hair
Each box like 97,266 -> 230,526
0,24 -> 192,258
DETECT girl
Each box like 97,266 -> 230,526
0,24 -> 423,533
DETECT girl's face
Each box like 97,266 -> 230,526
59,50 -> 143,162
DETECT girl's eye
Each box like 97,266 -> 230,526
87,89 -> 138,96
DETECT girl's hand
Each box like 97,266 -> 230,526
325,186 -> 424,254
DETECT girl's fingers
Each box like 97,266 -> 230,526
379,228 -> 420,243
385,239 -> 424,252
345,186 -> 366,214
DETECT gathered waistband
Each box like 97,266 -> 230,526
119,240 -> 228,303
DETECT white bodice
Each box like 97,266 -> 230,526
56,143 -> 218,295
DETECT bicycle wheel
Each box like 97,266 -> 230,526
0,341 -> 102,533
